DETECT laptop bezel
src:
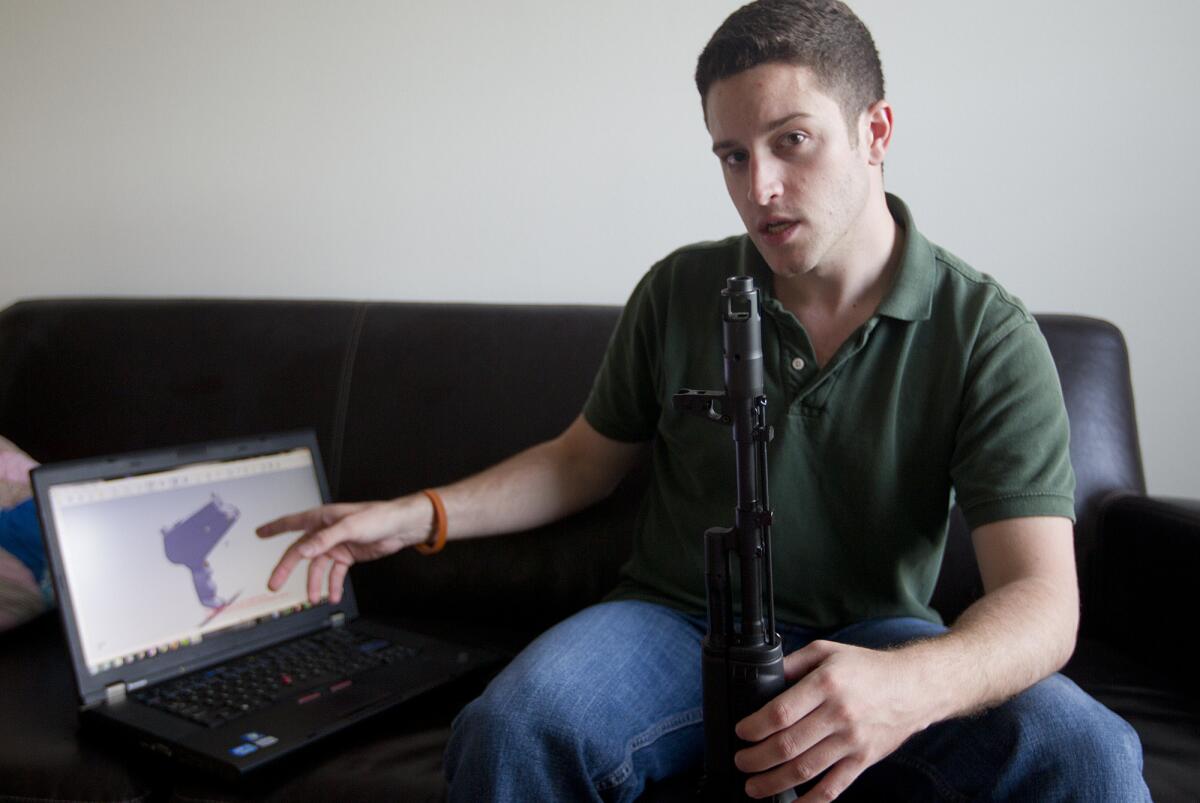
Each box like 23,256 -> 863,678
32,429 -> 359,708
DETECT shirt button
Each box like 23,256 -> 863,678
791,357 -> 806,371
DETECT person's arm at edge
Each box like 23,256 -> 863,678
734,514 -> 1079,800
257,414 -> 645,602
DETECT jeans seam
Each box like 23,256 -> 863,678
594,707 -> 704,793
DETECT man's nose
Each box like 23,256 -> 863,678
748,156 -> 783,206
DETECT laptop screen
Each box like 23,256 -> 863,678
46,447 -> 323,676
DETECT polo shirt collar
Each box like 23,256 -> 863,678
741,192 -> 936,323
876,193 -> 935,322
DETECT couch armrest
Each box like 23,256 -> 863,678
1092,492 -> 1200,685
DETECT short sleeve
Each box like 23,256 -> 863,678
582,267 -> 664,443
950,318 -> 1077,529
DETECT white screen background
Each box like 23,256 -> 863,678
49,451 -> 323,672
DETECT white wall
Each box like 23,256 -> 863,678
1,1 -> 1195,496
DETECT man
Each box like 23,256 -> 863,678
258,1 -> 1149,799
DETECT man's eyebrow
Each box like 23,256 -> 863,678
710,112 -> 815,153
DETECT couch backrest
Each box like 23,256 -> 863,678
0,299 -> 361,463
333,302 -> 635,630
0,300 -> 1145,634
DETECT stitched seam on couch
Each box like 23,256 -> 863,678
594,706 -> 704,793
330,303 -> 369,498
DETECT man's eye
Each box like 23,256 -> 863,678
722,151 -> 747,167
782,131 -> 808,146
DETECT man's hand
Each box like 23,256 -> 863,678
734,640 -> 931,801
256,499 -> 429,604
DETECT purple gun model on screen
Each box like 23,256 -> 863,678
162,494 -> 240,609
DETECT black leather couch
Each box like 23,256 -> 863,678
0,298 -> 1195,802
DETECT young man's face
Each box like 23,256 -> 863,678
705,62 -> 876,279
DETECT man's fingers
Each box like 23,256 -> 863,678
307,554 -> 331,604
744,734 -> 847,800
733,640 -> 837,742
265,501 -> 381,595
257,503 -> 363,539
264,503 -> 379,595
267,535 -> 312,591
795,756 -> 868,803
328,560 -> 350,604
736,705 -> 831,773
783,640 -> 836,681
294,518 -> 362,559
736,665 -> 827,741
256,510 -> 322,538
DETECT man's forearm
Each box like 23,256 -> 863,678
893,573 -> 1079,728
396,415 -> 645,546
433,442 -> 620,540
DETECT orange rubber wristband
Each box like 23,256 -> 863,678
415,489 -> 447,555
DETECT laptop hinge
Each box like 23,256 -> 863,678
105,681 -> 127,704
329,612 -> 346,628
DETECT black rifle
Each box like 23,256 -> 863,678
673,276 -> 794,802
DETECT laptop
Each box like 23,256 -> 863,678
32,430 -> 500,779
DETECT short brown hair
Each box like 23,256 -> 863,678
695,0 -> 885,131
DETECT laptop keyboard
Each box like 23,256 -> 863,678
130,627 -> 420,728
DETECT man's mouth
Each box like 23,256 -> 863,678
759,218 -> 800,239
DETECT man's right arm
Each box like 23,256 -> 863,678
257,414 -> 646,603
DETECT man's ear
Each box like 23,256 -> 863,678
862,100 -> 894,165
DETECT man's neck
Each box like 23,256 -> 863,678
774,191 -> 901,322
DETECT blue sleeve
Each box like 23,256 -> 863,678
0,499 -> 45,580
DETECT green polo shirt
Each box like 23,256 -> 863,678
584,194 -> 1075,628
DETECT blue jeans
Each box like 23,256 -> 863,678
444,600 -> 1149,801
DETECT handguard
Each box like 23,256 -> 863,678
673,276 -> 793,803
